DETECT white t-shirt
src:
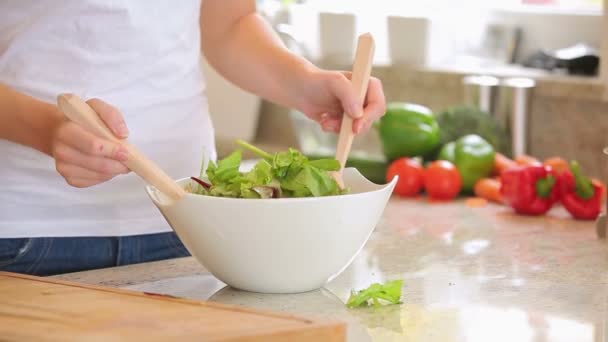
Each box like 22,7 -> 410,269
0,0 -> 217,238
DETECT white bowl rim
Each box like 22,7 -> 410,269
145,167 -> 398,204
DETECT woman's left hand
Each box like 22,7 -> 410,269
293,68 -> 386,135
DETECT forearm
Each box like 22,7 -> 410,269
201,5 -> 315,110
0,84 -> 62,156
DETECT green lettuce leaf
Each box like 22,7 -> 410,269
210,150 -> 242,184
308,158 -> 341,171
208,183 -> 239,197
346,280 -> 404,308
245,159 -> 273,185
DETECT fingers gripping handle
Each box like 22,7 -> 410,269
57,93 -> 186,201
333,33 -> 375,188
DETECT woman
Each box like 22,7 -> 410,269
0,0 -> 385,276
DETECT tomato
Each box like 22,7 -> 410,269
424,160 -> 462,200
386,157 -> 424,197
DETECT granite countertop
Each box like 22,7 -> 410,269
56,199 -> 608,342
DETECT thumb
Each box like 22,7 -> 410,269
328,73 -> 363,120
86,98 -> 130,139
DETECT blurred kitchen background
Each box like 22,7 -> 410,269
203,0 -> 607,180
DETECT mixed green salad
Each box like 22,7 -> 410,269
187,140 -> 349,199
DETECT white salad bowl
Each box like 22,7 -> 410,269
145,167 -> 397,294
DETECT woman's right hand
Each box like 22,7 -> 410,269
51,98 -> 131,188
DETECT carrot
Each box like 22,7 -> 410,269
466,197 -> 488,208
473,178 -> 504,204
592,178 -> 607,202
515,154 -> 542,167
543,157 -> 569,175
494,153 -> 518,175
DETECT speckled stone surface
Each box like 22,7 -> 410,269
57,198 -> 608,342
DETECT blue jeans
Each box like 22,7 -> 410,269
0,231 -> 191,276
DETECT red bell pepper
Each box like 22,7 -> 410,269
500,165 -> 559,215
559,161 -> 603,220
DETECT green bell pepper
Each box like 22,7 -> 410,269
438,134 -> 495,192
437,141 -> 456,162
377,102 -> 440,161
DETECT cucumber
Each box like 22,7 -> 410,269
306,153 -> 388,184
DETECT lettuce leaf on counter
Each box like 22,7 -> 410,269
346,280 -> 404,308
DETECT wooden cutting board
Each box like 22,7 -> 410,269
0,272 -> 345,342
